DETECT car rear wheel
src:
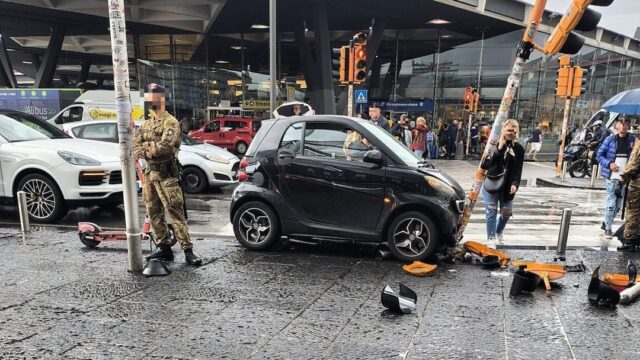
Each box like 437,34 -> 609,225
17,174 -> 66,223
181,166 -> 208,194
387,212 -> 438,262
235,141 -> 248,155
233,201 -> 280,251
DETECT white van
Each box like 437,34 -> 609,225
48,90 -> 145,130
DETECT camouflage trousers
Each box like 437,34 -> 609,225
143,177 -> 192,250
624,185 -> 640,240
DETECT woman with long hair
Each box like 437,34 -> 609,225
411,117 -> 428,158
481,119 -> 525,247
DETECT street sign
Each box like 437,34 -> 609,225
355,90 -> 368,104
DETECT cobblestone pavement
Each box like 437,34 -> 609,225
2,227 -> 640,359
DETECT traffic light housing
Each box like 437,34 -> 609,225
542,0 -> 614,55
335,46 -> 351,85
463,86 -> 473,112
571,66 -> 587,98
352,44 -> 367,84
555,55 -> 572,97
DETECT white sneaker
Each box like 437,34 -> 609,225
496,233 -> 504,245
486,237 -> 497,249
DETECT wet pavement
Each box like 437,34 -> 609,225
1,227 -> 640,359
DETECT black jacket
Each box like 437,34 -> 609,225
485,141 -> 525,202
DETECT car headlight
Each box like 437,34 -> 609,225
425,176 -> 456,198
198,153 -> 231,164
58,151 -> 101,166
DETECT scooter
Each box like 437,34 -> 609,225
78,160 -> 178,250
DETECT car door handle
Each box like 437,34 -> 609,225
331,182 -> 382,192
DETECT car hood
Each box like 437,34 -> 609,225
181,143 -> 238,160
419,168 -> 466,199
17,139 -> 120,163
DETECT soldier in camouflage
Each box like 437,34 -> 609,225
134,83 -> 202,265
620,138 -> 640,252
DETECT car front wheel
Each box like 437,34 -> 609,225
17,173 -> 66,223
233,201 -> 280,251
235,141 -> 248,155
181,166 -> 208,194
387,211 -> 439,262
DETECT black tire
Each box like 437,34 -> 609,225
235,141 -> 248,155
387,211 -> 439,262
79,231 -> 100,248
232,201 -> 280,251
180,166 -> 208,194
17,173 -> 66,223
569,159 -> 588,178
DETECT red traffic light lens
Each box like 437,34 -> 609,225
355,48 -> 366,59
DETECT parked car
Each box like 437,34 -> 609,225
0,110 -> 123,223
188,117 -> 259,155
229,115 -> 466,262
64,120 -> 240,193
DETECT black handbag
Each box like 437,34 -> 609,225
484,172 -> 506,194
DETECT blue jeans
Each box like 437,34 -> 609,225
481,185 -> 513,238
413,149 -> 424,158
427,142 -> 438,159
604,179 -> 624,231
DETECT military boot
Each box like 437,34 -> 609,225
146,245 -> 174,261
617,236 -> 640,252
184,249 -> 202,266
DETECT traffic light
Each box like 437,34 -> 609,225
472,92 -> 480,114
571,66 -> 587,98
463,86 -> 473,112
334,46 -> 351,85
352,44 -> 367,84
542,0 -> 615,55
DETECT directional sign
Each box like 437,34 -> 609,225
354,89 -> 368,104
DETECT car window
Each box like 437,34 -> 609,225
224,121 -> 247,130
0,112 -> 69,142
72,125 -> 85,138
252,121 -> 261,132
57,106 -> 83,125
206,121 -> 220,132
80,123 -> 117,142
279,123 -> 303,153
302,122 -> 372,161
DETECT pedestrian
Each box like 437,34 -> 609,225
587,120 -> 610,166
620,138 -> 640,252
134,83 -> 202,266
438,123 -> 448,158
446,120 -> 459,159
368,103 -> 390,132
391,114 -> 413,148
426,125 -> 438,159
411,117 -> 428,158
596,117 -> 636,239
480,119 -> 525,247
470,121 -> 479,155
527,122 -> 543,161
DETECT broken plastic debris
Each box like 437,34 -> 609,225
402,261 -> 437,277
564,261 -> 587,273
142,259 -> 171,277
491,271 -> 511,277
381,282 -> 417,314
588,265 -> 620,306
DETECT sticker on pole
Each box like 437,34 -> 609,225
355,90 -> 368,104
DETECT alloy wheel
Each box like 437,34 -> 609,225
238,208 -> 271,244
22,178 -> 56,220
392,218 -> 431,258
185,173 -> 200,190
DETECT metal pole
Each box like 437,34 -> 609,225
169,35 -> 177,116
17,191 -> 30,233
241,32 -> 245,104
590,165 -> 598,187
393,30 -> 399,101
556,97 -> 572,176
433,30 -> 441,122
269,0 -> 277,114
561,161 -> 567,182
556,208 -> 572,260
347,83 -> 354,117
466,113 -> 473,157
107,0 -> 143,273
476,29 -> 485,95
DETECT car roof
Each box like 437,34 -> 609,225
262,114 -> 366,126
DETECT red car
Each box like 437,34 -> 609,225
189,117 -> 260,155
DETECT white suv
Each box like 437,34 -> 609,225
0,110 -> 123,223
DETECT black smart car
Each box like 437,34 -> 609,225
229,115 -> 466,262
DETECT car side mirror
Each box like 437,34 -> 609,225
277,148 -> 296,165
363,150 -> 383,166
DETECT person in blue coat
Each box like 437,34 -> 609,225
596,117 -> 636,238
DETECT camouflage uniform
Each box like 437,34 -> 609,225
621,140 -> 640,240
134,111 -> 192,250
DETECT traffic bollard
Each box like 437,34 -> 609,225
561,161 -> 567,182
17,191 -> 30,233
590,165 -> 598,188
556,208 -> 572,260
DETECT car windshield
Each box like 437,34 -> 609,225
359,121 -> 420,166
0,112 -> 69,142
182,133 -> 201,145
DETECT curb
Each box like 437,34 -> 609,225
536,177 -> 605,190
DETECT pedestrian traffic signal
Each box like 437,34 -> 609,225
352,44 -> 367,84
542,0 -> 615,55
571,67 -> 587,98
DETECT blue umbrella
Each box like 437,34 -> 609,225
601,88 -> 640,115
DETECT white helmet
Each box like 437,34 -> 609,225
592,120 -> 603,127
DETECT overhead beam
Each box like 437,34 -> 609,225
0,33 -> 18,87
34,24 -> 65,87
79,58 -> 91,82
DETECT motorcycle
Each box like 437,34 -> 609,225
566,142 -> 594,178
